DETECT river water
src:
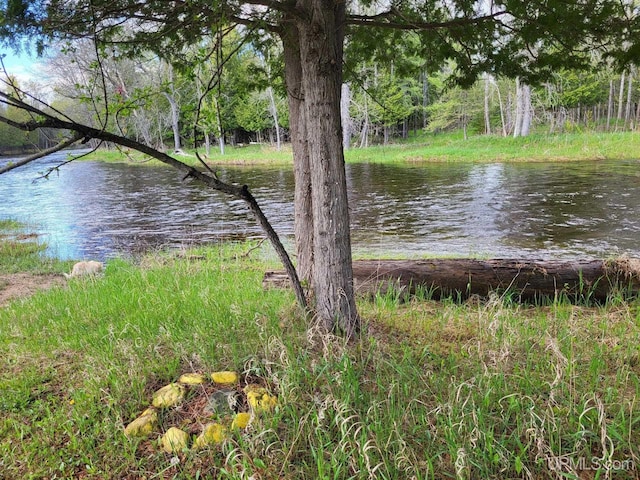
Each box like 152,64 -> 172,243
1,151 -> 639,260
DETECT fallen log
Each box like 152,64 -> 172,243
263,258 -> 640,303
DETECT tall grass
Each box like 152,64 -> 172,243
1,241 -> 639,479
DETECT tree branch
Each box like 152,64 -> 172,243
0,132 -> 83,174
0,103 -> 309,313
346,10 -> 509,31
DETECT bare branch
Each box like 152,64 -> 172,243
0,132 -> 84,174
1,99 -> 309,312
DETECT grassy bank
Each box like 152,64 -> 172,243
346,130 -> 640,163
82,130 -> 640,166
0,219 -> 71,274
1,234 -> 639,478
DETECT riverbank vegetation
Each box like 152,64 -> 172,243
1,232 -> 639,479
82,129 -> 640,168
0,219 -> 70,274
4,36 -> 640,158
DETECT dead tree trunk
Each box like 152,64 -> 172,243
265,258 -> 640,303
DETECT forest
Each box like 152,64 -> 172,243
2,37 -> 638,155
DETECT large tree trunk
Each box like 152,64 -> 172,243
282,26 -> 314,286
297,0 -> 360,336
265,258 -> 640,303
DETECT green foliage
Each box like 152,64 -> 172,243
233,91 -> 272,133
0,92 -> 39,151
424,73 -> 484,134
369,74 -> 417,127
546,70 -> 609,109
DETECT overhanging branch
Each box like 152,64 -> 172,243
0,106 -> 309,312
0,132 -> 84,174
346,10 -> 509,31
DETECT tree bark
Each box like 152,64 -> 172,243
421,67 -> 429,129
625,71 -> 633,127
513,78 -> 522,137
162,64 -> 182,152
282,25 -> 314,286
297,0 -> 360,336
513,78 -> 531,137
520,83 -> 532,136
360,84 -> 369,148
265,258 -> 640,303
163,91 -> 182,152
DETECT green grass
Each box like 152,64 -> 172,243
0,219 -> 71,274
1,235 -> 639,479
81,143 -> 295,167
345,130 -> 640,163
81,130 -> 640,167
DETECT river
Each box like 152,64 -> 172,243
1,151 -> 639,261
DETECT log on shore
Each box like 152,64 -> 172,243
263,258 -> 640,302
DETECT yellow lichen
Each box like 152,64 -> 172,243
161,427 -> 190,453
193,423 -> 227,450
211,371 -> 238,385
231,412 -> 252,429
152,383 -> 185,408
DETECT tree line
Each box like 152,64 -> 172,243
3,41 -> 639,156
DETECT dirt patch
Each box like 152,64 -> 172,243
0,273 -> 66,307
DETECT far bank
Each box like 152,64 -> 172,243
79,130 -> 640,167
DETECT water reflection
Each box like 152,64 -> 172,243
0,151 -> 638,260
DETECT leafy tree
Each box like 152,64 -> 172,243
1,0 -> 637,336
553,70 -> 609,109
0,77 -> 40,151
234,91 -> 271,139
369,72 -> 417,143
